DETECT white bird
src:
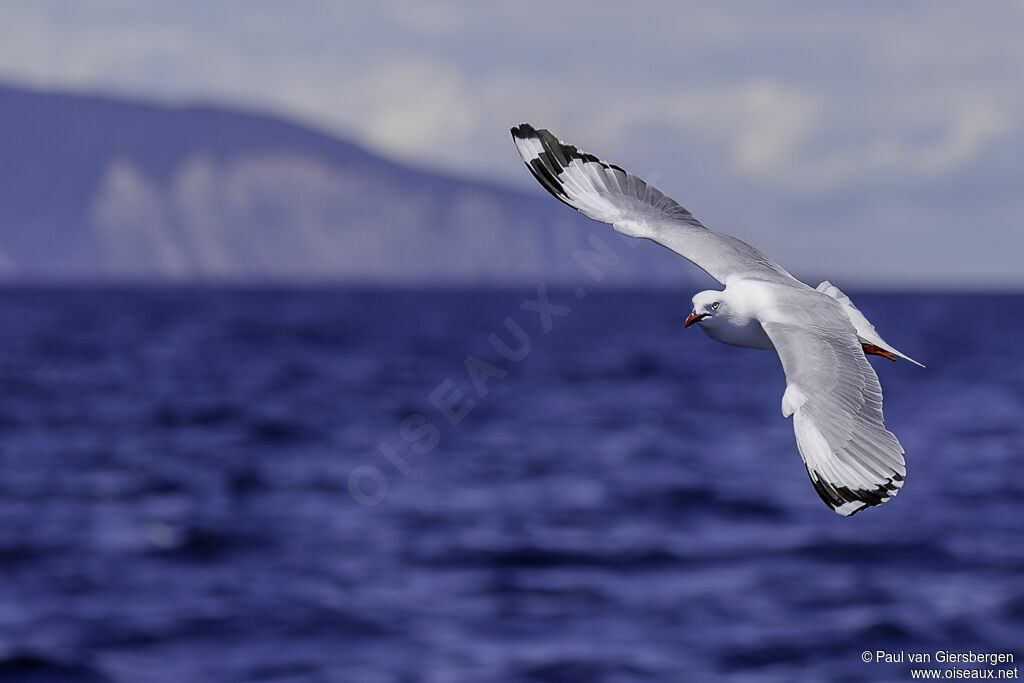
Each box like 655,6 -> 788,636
511,124 -> 923,516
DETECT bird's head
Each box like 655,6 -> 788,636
684,290 -> 725,328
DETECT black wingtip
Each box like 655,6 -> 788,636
809,470 -> 902,516
511,123 -> 537,139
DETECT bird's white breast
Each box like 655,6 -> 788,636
699,279 -> 777,350
700,315 -> 774,349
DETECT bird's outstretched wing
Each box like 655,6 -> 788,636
761,310 -> 906,516
511,123 -> 795,286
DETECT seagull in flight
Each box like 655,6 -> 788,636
510,123 -> 923,516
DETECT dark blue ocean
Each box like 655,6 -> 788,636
0,289 -> 1021,682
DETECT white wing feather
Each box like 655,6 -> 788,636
762,310 -> 906,516
511,124 -> 796,286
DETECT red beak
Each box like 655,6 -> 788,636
684,310 -> 709,328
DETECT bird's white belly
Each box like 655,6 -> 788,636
701,317 -> 774,350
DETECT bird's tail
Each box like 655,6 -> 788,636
816,281 -> 925,367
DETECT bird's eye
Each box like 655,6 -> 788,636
712,302 -> 720,310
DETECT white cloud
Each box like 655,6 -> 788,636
1,2 -> 1018,189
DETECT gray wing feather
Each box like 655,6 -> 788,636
761,298 -> 906,516
511,124 -> 796,286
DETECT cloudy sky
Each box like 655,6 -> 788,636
1,1 -> 1022,287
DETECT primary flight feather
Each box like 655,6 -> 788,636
511,123 -> 923,516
